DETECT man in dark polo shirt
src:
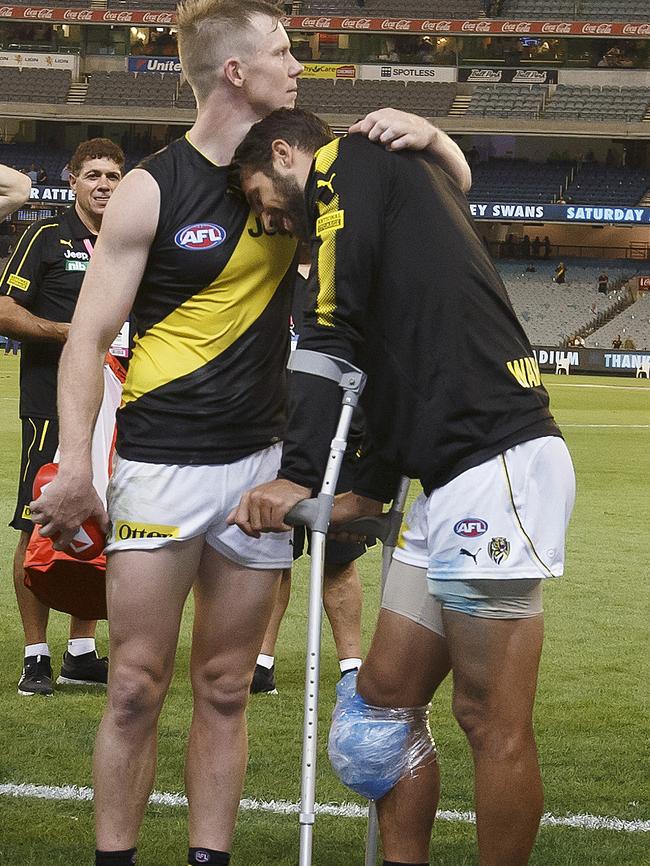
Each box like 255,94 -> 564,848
0,138 -> 123,696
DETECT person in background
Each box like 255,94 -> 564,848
0,139 -> 123,697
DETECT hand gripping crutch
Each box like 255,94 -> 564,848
284,348 -> 367,866
337,476 -> 411,866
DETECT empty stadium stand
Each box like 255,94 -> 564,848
497,259 -> 639,345
543,86 -> 650,125
466,85 -> 546,119
564,165 -> 650,206
85,71 -> 177,108
296,78 -> 457,116
0,68 -> 71,105
586,293 -> 650,350
497,0 -> 650,20
299,1 -> 485,16
468,159 -> 574,203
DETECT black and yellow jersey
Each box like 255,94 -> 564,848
280,134 -> 560,500
117,135 -> 298,465
0,206 -> 96,419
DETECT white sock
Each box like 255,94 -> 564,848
68,638 -> 96,657
256,653 -> 274,669
339,657 -> 362,674
25,643 -> 49,659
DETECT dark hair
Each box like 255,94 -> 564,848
234,108 -> 333,177
69,138 -> 125,176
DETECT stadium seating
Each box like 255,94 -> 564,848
0,68 -> 71,104
564,165 -> 650,206
299,1 -> 485,16
586,293 -> 650,350
85,71 -> 177,108
496,0 -> 650,18
176,82 -> 197,110
468,159 -> 574,203
466,85 -> 546,119
497,259 -> 640,345
542,86 -> 650,124
297,78 -> 457,116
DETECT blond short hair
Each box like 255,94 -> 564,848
177,0 -> 283,104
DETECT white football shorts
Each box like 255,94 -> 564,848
105,443 -> 293,569
393,435 -> 575,583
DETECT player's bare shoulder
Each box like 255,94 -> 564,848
99,167 -> 160,247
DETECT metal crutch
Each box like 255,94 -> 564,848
284,348 -> 367,866
352,475 -> 411,866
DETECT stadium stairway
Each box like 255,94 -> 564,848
448,94 -> 472,117
67,82 -> 88,105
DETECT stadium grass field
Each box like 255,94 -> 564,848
0,353 -> 648,865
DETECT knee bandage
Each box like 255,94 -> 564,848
327,673 -> 436,801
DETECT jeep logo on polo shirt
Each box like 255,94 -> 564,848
454,518 -> 488,538
115,521 -> 180,540
64,248 -> 90,272
174,223 -> 227,250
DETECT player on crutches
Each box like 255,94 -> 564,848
284,348 -> 413,865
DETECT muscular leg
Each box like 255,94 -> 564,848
443,611 -> 544,866
93,538 -> 205,850
13,530 -> 49,645
323,559 -> 362,662
186,546 -> 280,849
258,567 -> 291,657
357,609 -> 451,864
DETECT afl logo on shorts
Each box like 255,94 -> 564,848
174,223 -> 226,250
454,518 -> 488,538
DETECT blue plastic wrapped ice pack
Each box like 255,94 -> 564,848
327,672 -> 435,801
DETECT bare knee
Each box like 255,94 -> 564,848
452,693 -> 534,758
193,664 -> 250,719
107,665 -> 169,731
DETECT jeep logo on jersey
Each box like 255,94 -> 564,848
454,518 -> 488,538
174,223 -> 226,250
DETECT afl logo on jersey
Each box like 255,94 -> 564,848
174,223 -> 226,250
454,518 -> 488,538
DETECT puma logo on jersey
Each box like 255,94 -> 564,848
59,238 -> 73,248
316,172 -> 337,196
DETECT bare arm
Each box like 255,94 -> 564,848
0,295 -> 68,342
29,169 -> 160,545
349,108 -> 472,193
0,165 -> 31,219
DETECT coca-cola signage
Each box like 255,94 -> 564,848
0,8 -> 645,37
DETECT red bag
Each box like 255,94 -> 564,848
24,355 -> 124,621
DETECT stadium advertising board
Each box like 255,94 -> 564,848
0,9 -> 647,37
128,56 -> 181,74
0,50 -> 77,72
469,203 -> 650,225
280,16 -> 650,39
534,345 -> 650,375
302,63 -> 356,79
29,185 -> 74,202
359,64 -> 456,82
458,68 -> 558,84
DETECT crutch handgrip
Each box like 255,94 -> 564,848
286,492 -> 334,534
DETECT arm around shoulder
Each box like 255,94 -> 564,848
0,165 -> 31,219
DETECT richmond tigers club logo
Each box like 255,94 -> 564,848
488,537 -> 510,565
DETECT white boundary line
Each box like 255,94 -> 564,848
548,382 -> 650,391
1,783 -> 648,833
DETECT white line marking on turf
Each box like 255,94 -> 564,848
549,383 -> 650,391
1,783 -> 648,833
